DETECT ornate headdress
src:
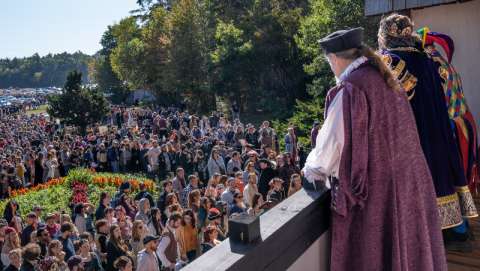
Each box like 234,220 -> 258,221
378,14 -> 422,50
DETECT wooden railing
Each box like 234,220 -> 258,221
184,188 -> 331,271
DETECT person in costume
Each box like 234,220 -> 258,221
302,27 -> 446,271
418,29 -> 478,193
378,14 -> 478,251
420,28 -> 479,247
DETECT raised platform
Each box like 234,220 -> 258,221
185,189 -> 479,270
447,195 -> 480,271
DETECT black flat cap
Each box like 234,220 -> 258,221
143,235 -> 160,245
318,27 -> 364,53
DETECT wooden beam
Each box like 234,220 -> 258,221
393,0 -> 407,10
365,0 -> 459,16
365,0 -> 393,16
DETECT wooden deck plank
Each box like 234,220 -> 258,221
447,194 -> 480,271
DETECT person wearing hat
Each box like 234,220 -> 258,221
379,14 -> 478,253
206,208 -> 226,241
302,27 -> 446,270
136,235 -> 161,271
421,30 -> 479,249
207,208 -> 221,222
257,158 -> 276,200
421,29 -> 478,198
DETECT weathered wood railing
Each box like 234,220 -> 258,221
184,188 -> 331,271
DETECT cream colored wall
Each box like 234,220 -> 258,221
287,230 -> 331,271
412,0 -> 480,139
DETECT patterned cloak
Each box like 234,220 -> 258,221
381,47 -> 478,229
426,46 -> 478,193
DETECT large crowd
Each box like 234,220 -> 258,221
0,105 -> 316,271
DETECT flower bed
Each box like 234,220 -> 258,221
0,168 -> 156,218
10,178 -> 66,197
71,181 -> 89,205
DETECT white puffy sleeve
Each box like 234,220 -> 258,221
303,89 -> 345,184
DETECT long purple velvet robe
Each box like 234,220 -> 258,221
328,64 -> 447,271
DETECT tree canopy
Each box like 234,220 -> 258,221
90,0 -> 378,126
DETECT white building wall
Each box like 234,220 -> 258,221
411,0 -> 480,138
287,230 -> 330,271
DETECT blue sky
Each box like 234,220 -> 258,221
0,0 -> 139,58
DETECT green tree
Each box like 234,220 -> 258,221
47,71 -> 109,134
209,0 -> 309,117
211,20 -> 253,104
90,27 -> 129,104
296,0 -> 378,97
165,0 -> 214,112
272,0 -> 379,147
141,6 -> 173,104
110,17 -> 146,89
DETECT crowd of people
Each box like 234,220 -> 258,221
0,105 -> 310,270
0,105 -> 313,198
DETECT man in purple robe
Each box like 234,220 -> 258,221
302,28 -> 447,271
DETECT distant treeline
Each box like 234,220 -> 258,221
0,52 -> 92,88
